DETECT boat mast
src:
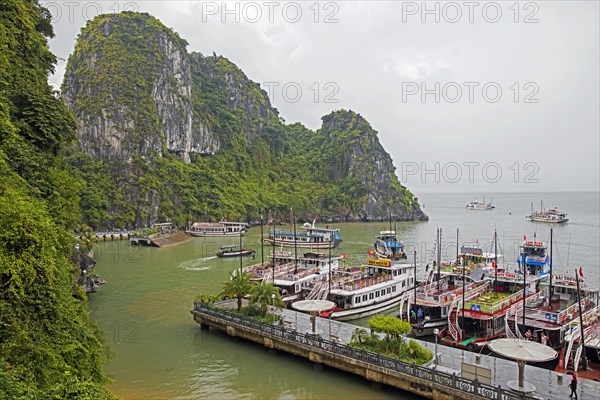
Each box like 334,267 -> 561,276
271,209 -> 276,282
239,219 -> 243,275
328,241 -> 332,296
462,251 -> 465,335
292,208 -> 298,274
437,228 -> 442,291
549,228 -> 553,310
494,229 -> 498,292
456,228 -> 459,265
575,269 -> 588,370
413,250 -> 417,306
260,209 -> 264,267
522,243 -> 526,328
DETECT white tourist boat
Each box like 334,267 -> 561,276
466,197 -> 495,210
318,257 -> 416,321
246,251 -> 342,303
186,221 -> 248,237
263,223 -> 341,249
526,201 -> 568,223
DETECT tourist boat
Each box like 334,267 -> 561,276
216,244 -> 256,258
506,273 -> 599,350
407,270 -> 488,337
263,223 -> 341,249
373,230 -> 408,260
245,251 -> 342,303
318,257 -> 416,321
526,201 -> 568,223
407,231 -> 501,337
439,236 -> 549,351
186,221 -> 248,237
465,197 -> 495,210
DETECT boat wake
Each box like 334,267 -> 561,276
179,257 -> 215,271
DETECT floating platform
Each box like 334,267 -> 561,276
130,231 -> 192,248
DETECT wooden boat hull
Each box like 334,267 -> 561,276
321,294 -> 403,321
186,230 -> 247,237
216,250 -> 256,258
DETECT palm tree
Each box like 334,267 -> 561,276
249,281 -> 283,317
221,271 -> 253,311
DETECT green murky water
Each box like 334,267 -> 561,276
88,192 -> 599,399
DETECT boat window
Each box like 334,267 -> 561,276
363,295 -> 367,302
392,286 -> 396,292
355,296 -> 360,304
387,287 -> 391,294
369,293 -> 374,300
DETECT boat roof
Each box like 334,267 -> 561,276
299,226 -> 340,232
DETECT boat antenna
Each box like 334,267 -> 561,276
575,268 -> 588,370
260,209 -> 264,267
293,208 -> 298,274
388,209 -> 392,234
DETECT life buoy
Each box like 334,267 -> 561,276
467,343 -> 478,352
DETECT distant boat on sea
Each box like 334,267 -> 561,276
186,221 -> 248,237
526,201 -> 569,224
466,196 -> 495,210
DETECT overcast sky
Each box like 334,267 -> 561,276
43,1 -> 599,194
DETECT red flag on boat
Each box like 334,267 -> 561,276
368,250 -> 373,256
524,235 -> 527,241
315,213 -> 319,221
343,254 -> 347,259
492,261 -> 497,269
579,267 -> 584,277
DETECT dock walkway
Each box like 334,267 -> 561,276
192,302 -> 600,399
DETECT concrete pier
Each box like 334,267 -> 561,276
191,303 -> 600,399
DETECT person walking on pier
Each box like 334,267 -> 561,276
569,373 -> 578,399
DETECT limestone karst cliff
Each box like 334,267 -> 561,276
62,12 -> 427,228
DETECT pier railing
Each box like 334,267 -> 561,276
193,304 -> 536,400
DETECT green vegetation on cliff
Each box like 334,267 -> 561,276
63,12 -> 425,229
0,1 -> 114,398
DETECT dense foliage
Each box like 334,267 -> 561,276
0,1 -> 114,398
350,317 -> 432,365
62,12 -> 422,229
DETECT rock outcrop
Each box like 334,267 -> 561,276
62,12 -> 427,228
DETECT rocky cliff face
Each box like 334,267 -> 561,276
317,111 -> 428,221
62,12 -> 426,228
62,13 -> 219,163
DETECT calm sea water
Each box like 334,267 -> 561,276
88,192 -> 599,399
